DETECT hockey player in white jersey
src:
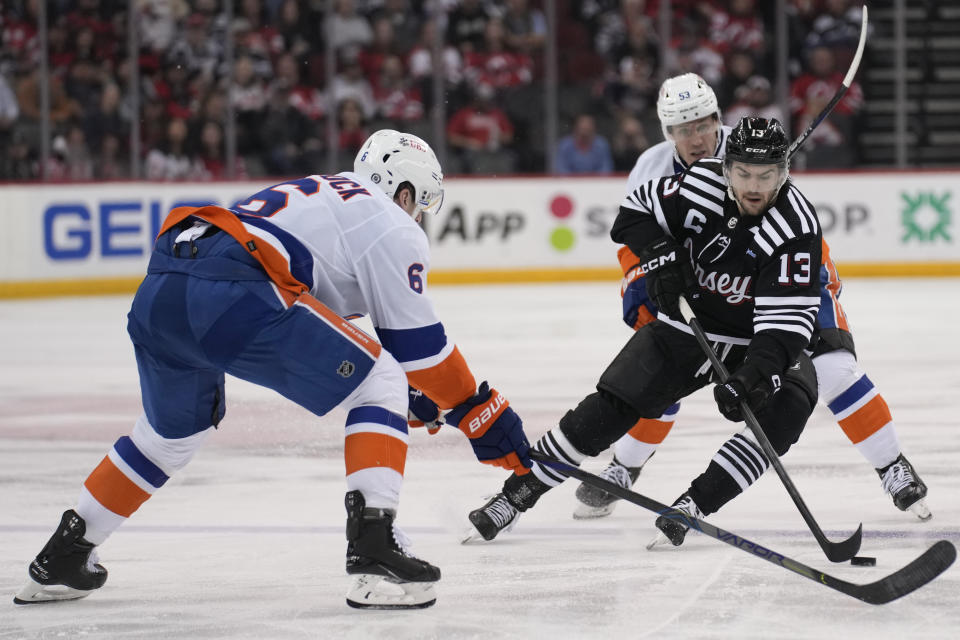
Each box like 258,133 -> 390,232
572,73 -> 930,525
14,130 -> 532,609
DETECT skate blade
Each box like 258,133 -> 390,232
460,525 -> 487,544
572,502 -> 616,520
908,499 -> 932,521
13,578 -> 94,605
645,531 -> 674,551
346,574 -> 437,610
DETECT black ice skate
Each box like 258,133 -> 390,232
344,490 -> 440,609
14,509 -> 108,604
463,493 -> 521,543
877,454 -> 931,521
647,494 -> 704,549
573,456 -> 645,519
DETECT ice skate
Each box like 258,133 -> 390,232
14,510 -> 108,605
344,491 -> 440,609
573,456 -> 644,519
646,494 -> 703,549
462,493 -> 520,543
877,454 -> 931,521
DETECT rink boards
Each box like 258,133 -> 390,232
0,170 -> 958,298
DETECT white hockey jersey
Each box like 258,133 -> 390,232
156,172 -> 476,408
626,125 -> 733,193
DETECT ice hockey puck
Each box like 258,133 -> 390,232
850,556 -> 876,566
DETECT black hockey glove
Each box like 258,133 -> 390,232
637,237 -> 698,318
713,364 -> 783,422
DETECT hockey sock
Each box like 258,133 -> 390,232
77,415 -> 213,544
816,351 -> 902,468
529,427 -> 588,489
690,430 -> 770,515
613,402 -> 679,468
344,406 -> 409,510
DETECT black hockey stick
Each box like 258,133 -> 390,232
679,298 -> 863,563
787,5 -> 868,159
531,450 -> 956,605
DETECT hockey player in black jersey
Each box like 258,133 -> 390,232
466,117 -> 825,545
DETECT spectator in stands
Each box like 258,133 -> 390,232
137,0 -> 188,55
360,16 -> 402,85
703,0 -> 765,56
716,48 -> 758,110
663,20 -> 723,87
196,119 -> 245,179
447,83 -> 515,173
464,17 -> 534,91
408,18 -> 465,112
274,52 -> 326,122
447,0 -> 491,55
610,115 -> 649,172
14,66 -> 79,148
373,0 -> 423,54
167,13 -> 223,82
724,75 -> 786,126
336,97 -> 369,159
61,122 -> 95,180
259,79 -> 318,177
501,0 -> 546,56
373,54 -> 424,124
603,52 -> 657,121
83,81 -> 126,156
274,0 -> 316,59
804,0 -> 868,66
332,47 -> 376,121
145,116 -> 203,181
555,113 -> 613,174
0,128 -> 36,180
790,45 -> 862,168
0,71 -> 18,150
327,0 -> 373,53
95,132 -> 128,180
230,53 -> 269,155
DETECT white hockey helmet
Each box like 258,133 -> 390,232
354,129 -> 444,219
656,73 -> 721,141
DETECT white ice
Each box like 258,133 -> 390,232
1,280 -> 958,639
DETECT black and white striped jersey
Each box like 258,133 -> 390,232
611,157 -> 823,366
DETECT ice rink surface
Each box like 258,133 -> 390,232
1,279 -> 958,639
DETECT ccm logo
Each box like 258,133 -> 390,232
468,392 -> 507,434
640,251 -> 676,273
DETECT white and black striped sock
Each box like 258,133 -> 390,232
531,428 -> 588,487
712,431 -> 770,491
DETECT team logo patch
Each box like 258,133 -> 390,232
727,218 -> 738,229
338,361 -> 356,378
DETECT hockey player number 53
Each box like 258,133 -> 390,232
777,252 -> 812,285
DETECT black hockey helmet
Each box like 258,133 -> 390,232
724,117 -> 789,166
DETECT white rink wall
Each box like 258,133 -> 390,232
0,171 -> 958,296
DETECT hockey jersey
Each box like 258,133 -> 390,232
155,172 -> 476,409
612,158 -> 823,369
626,125 -> 733,192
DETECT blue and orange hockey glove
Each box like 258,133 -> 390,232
445,382 -> 532,475
617,246 -> 657,330
407,386 -> 443,434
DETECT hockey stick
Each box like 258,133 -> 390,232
787,5 -> 868,159
679,297 -> 863,563
530,450 -> 956,605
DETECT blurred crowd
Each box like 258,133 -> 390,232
0,0 -> 866,181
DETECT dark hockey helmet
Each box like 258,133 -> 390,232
724,117 -> 789,166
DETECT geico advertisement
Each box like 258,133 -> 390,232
1,172 -> 957,283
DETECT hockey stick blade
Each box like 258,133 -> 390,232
787,5 -> 868,159
678,297 -> 862,563
531,451 -> 957,605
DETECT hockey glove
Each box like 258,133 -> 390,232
445,382 -> 532,475
621,265 -> 658,330
713,364 -> 783,422
637,237 -> 697,318
408,386 -> 443,434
